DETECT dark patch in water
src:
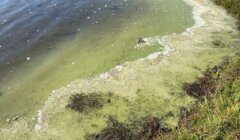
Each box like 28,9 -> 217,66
67,93 -> 105,113
66,92 -> 119,113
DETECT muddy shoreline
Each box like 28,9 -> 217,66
34,0 -> 236,133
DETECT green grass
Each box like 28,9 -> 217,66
214,0 -> 240,30
214,0 -> 240,17
158,1 -> 240,139
161,53 -> 240,140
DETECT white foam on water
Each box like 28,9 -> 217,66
135,0 -> 206,61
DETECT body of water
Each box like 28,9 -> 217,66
0,0 -> 194,124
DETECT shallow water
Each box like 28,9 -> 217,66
0,0 -> 194,123
0,0 -> 110,63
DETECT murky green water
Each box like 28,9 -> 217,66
0,0 -> 194,123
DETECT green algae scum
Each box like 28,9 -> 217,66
0,0 -> 193,123
0,0 -> 240,139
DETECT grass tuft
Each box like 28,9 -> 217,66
161,54 -> 240,139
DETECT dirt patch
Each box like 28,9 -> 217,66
92,117 -> 132,140
182,54 -> 240,100
169,54 -> 240,139
177,106 -> 198,129
182,69 -> 217,99
88,116 -> 171,140
137,116 -> 172,140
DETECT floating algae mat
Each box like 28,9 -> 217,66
0,0 -> 240,138
0,0 -> 194,123
44,30 -> 239,139
50,91 -> 181,139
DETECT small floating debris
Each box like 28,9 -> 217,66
138,37 -> 146,44
6,119 -> 10,123
26,57 -> 31,61
12,115 -> 20,121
